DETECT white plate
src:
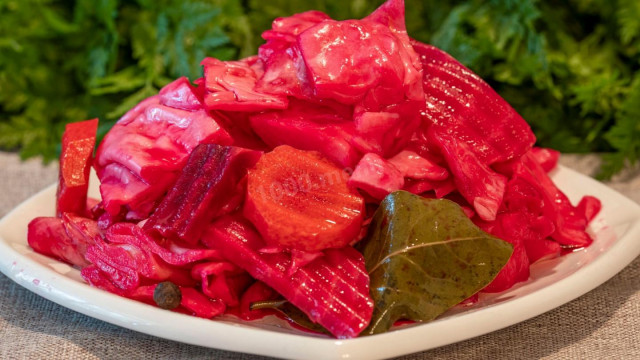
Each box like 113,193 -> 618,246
1,166 -> 639,359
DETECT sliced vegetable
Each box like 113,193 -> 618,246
577,196 -> 602,223
529,147 -> 561,173
158,77 -> 202,111
83,227 -> 191,293
191,261 -> 252,307
249,100 -> 361,168
512,153 -> 595,247
297,0 -> 422,107
244,145 -> 364,252
428,129 -> 507,221
348,153 -> 405,201
95,88 -> 233,220
27,213 -> 99,268
57,118 -> 98,217
204,214 -> 374,338
475,213 -> 531,293
257,11 -> 330,98
201,57 -> 288,111
413,40 -> 536,165
388,150 -> 448,181
144,143 -> 261,245
179,287 -> 226,318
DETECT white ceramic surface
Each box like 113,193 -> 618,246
1,166 -> 639,360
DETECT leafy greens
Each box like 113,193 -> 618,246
1,0 -> 638,177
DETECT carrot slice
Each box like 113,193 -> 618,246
243,145 -> 364,252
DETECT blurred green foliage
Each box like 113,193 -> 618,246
1,0 -> 638,178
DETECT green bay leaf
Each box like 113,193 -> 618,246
359,191 -> 513,335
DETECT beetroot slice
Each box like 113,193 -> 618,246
57,118 -> 98,217
144,143 -> 261,245
413,40 -> 536,165
204,215 -> 373,338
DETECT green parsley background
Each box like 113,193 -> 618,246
1,0 -> 638,178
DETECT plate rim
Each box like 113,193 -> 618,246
1,165 -> 639,360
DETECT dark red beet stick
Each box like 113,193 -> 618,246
145,143 -> 261,245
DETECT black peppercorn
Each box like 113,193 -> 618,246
153,281 -> 182,310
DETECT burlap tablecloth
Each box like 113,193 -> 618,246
1,152 -> 638,359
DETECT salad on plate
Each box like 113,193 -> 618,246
26,0 -> 601,339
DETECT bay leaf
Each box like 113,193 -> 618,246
359,191 -> 513,335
